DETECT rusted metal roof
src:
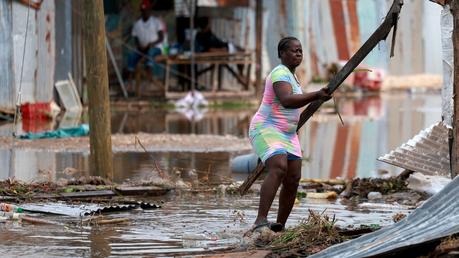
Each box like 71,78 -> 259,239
378,122 -> 450,176
311,174 -> 459,257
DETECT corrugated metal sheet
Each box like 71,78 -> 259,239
0,0 -> 56,109
311,173 -> 459,258
0,0 -> 15,110
54,0 -> 72,82
260,0 -> 442,82
378,122 -> 450,176
35,0 -> 55,102
440,4 -> 453,127
0,0 -> 82,109
12,1 -> 37,104
22,201 -> 161,217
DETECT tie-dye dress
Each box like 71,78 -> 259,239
249,64 -> 303,163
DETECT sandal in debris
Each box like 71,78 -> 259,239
252,222 -> 284,233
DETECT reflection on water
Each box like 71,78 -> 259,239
300,93 -> 441,179
0,92 -> 442,182
111,109 -> 253,137
0,151 -> 233,184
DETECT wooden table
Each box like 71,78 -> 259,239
156,52 -> 253,95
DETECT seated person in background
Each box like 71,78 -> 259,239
195,18 -> 229,53
126,1 -> 164,91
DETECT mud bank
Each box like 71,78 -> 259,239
0,133 -> 251,153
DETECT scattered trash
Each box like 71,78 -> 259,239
230,153 -> 259,174
182,232 -> 219,241
0,203 -> 23,213
83,216 -> 131,226
268,210 -> 345,257
20,102 -> 53,120
310,175 -> 459,257
392,213 -> 406,223
299,178 -> 347,185
367,191 -> 382,200
407,172 -> 451,195
54,73 -> 83,113
175,91 -> 208,108
0,211 -> 22,220
342,177 -> 408,199
21,201 -> 161,217
304,192 -> 338,200
353,67 -> 384,91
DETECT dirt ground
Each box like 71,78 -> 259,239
0,133 -> 252,153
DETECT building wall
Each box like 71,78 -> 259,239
261,0 -> 443,85
0,0 -> 56,110
0,0 -> 15,110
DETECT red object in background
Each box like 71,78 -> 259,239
141,0 -> 152,10
20,102 -> 53,133
22,118 -> 53,133
20,102 -> 52,120
353,96 -> 382,118
353,68 -> 384,91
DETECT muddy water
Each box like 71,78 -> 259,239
0,92 -> 441,256
0,193 -> 412,257
0,92 -> 441,182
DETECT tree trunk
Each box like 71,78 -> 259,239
83,0 -> 113,179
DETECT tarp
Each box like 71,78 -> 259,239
19,124 -> 89,139
310,175 -> 459,257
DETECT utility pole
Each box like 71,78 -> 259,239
83,0 -> 113,179
255,0 -> 263,99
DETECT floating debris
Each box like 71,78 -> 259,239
267,210 -> 345,257
21,201 -> 161,217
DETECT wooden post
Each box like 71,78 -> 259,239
83,0 -> 113,179
452,0 -> 459,178
255,0 -> 263,99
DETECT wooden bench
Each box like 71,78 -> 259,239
156,51 -> 254,98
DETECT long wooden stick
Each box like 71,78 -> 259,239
238,0 -> 404,196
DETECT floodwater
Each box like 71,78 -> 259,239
0,194 -> 412,257
0,91 -> 442,182
0,91 -> 441,257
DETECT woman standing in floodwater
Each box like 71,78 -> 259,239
249,37 -> 331,232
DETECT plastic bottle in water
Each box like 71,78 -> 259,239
0,211 -> 23,220
0,203 -> 23,213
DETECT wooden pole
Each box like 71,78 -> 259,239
190,0 -> 196,93
83,0 -> 113,179
452,0 -> 459,178
255,0 -> 263,99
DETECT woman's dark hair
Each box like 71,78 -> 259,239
277,36 -> 299,58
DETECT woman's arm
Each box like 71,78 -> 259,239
273,81 -> 331,109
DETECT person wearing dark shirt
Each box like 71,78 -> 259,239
195,19 -> 228,53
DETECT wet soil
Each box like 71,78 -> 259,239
0,134 -> 251,153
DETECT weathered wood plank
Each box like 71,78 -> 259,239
115,186 -> 171,196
